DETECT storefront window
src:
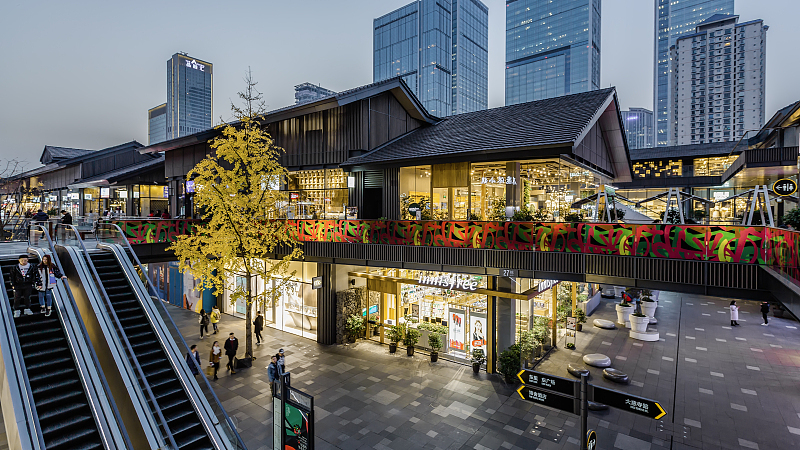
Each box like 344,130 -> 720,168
632,160 -> 683,179
693,156 -> 738,177
400,166 -> 432,219
285,169 -> 348,219
83,187 -> 100,217
133,185 -> 168,217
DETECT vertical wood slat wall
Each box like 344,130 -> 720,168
316,263 -> 336,345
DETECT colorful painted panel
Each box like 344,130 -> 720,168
634,225 -> 708,260
113,220 -> 199,244
706,226 -> 766,264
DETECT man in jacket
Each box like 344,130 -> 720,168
761,302 -> 770,326
267,354 -> 283,396
224,332 -> 239,374
60,210 -> 72,225
186,344 -> 201,376
254,311 -> 264,345
10,254 -> 38,318
31,210 -> 49,222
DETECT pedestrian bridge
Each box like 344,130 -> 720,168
111,219 -> 800,319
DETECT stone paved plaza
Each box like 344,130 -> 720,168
170,292 -> 800,450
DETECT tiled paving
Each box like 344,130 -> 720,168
537,292 -> 800,450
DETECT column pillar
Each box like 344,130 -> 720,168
551,285 -> 558,348
495,276 -> 516,355
571,282 -> 577,316
505,162 -> 522,212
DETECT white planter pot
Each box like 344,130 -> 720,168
616,305 -> 634,327
629,314 -> 650,333
641,301 -> 657,319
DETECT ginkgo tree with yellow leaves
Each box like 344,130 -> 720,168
170,71 -> 303,362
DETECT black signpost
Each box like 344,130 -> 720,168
273,373 -> 315,450
515,369 -> 666,450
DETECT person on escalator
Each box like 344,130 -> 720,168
35,255 -> 66,317
10,254 -> 38,318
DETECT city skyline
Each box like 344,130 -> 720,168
0,0 -> 797,165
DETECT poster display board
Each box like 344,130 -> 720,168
449,308 -> 465,351
469,313 -> 487,354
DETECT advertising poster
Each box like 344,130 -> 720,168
285,402 -> 311,450
470,313 -> 487,354
449,308 -> 465,351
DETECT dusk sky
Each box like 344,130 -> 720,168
1,0 -> 796,168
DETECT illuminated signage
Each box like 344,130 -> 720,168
163,186 -> 169,198
100,188 -> 110,198
537,279 -> 557,294
418,273 -> 478,291
186,180 -> 195,193
713,191 -> 730,201
290,192 -> 300,200
68,193 -> 79,200
185,59 -> 206,72
773,179 -> 797,196
84,194 -> 93,200
312,276 -> 322,290
480,176 -> 517,185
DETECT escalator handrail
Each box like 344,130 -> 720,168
56,224 -> 180,450
28,224 -> 134,450
96,222 -> 248,450
0,260 -> 46,450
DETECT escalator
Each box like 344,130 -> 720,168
87,251 -> 213,450
0,257 -> 104,450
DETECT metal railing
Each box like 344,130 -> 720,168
55,224 -> 180,450
27,224 -> 133,450
95,223 -> 248,450
0,257 -> 46,450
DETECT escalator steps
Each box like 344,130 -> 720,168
89,252 -> 213,450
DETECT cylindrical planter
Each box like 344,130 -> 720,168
641,301 -> 657,320
407,346 -> 415,357
616,305 -> 634,326
389,342 -> 397,353
431,352 -> 438,362
472,363 -> 481,374
629,314 -> 649,333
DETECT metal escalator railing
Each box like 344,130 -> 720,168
95,223 -> 248,450
27,224 -> 133,450
0,260 -> 45,450
55,224 -> 182,450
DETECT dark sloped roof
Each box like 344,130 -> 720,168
40,146 -> 95,164
342,88 -> 616,167
69,155 -> 165,188
629,141 -> 738,160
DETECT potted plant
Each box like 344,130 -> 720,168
345,314 -> 365,343
498,344 -> 521,384
565,342 -> 576,350
519,330 -> 539,367
531,316 -> 549,356
369,314 -> 380,336
428,333 -> 442,362
471,349 -> 486,373
417,322 -> 448,350
573,308 -> 587,331
386,324 -> 404,353
403,328 -> 420,356
629,311 -> 649,333
616,299 -> 634,328
640,294 -> 657,322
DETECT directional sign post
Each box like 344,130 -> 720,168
590,385 -> 667,420
586,430 -> 597,450
516,385 -> 579,415
517,369 -> 579,397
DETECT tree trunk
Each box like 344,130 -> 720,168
245,269 -> 253,359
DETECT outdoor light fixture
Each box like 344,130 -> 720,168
347,176 -> 356,188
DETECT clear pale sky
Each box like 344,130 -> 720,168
0,0 -> 796,167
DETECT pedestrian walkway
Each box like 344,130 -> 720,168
169,294 -> 800,450
538,292 -> 800,450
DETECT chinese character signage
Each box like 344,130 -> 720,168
479,176 -> 517,185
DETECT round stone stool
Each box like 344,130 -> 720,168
602,368 -> 629,384
583,354 -> 611,368
593,319 -> 616,330
567,363 -> 590,378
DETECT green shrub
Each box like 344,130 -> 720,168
783,207 -> 800,229
386,324 -> 405,343
498,344 -> 521,377
418,322 -> 448,335
427,333 -> 443,351
519,330 -> 539,361
345,314 -> 365,339
403,328 -> 420,347
573,308 -> 586,324
471,349 -> 486,365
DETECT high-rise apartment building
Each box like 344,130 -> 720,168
654,0 -> 734,146
670,15 -> 767,145
373,0 -> 488,117
505,0 -> 601,106
295,83 -> 336,104
622,108 -> 654,149
167,53 -> 213,140
148,103 -> 167,145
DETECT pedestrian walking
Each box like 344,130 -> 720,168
729,300 -> 739,326
209,341 -> 221,380
254,311 -> 264,345
36,255 -> 66,317
224,332 -> 239,374
210,306 -> 221,334
267,354 -> 282,396
278,348 -> 286,373
760,302 -> 770,326
199,309 -> 210,339
186,344 -> 201,375
10,254 -> 38,318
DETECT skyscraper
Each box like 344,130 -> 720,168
294,83 -> 336,104
373,0 -> 488,117
167,53 -> 213,140
622,108 -> 655,149
670,15 -> 767,145
654,0 -> 734,146
148,103 -> 167,145
505,0 -> 601,106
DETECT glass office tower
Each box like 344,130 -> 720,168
167,53 -> 213,140
505,0 -> 601,106
148,103 -> 167,145
654,0 -> 734,146
621,108 -> 654,149
374,0 -> 488,117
